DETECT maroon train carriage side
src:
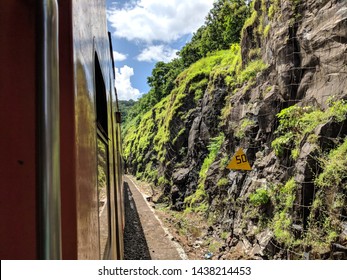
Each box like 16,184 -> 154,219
0,0 -> 124,259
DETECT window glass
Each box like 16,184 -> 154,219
97,136 -> 110,259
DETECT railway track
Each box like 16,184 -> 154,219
123,175 -> 187,260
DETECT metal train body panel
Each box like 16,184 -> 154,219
0,0 -> 124,259
0,0 -> 38,260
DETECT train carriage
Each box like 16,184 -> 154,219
0,0 -> 124,259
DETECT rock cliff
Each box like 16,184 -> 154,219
123,0 -> 347,259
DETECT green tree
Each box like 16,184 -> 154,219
147,58 -> 184,101
118,99 -> 136,123
179,26 -> 206,68
179,0 -> 249,68
201,0 -> 249,55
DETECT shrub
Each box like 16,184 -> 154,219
315,138 -> 347,189
272,100 -> 347,158
238,59 -> 268,84
271,178 -> 296,246
249,188 -> 270,207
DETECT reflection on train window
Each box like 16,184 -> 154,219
95,53 -> 110,259
97,136 -> 110,259
95,54 -> 108,135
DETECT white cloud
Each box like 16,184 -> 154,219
113,51 -> 127,62
137,45 -> 178,63
107,0 -> 214,43
115,65 -> 142,100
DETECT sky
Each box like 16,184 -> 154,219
106,0 -> 215,100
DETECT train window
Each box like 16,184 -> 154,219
95,54 -> 108,135
97,136 -> 110,259
95,53 -> 111,259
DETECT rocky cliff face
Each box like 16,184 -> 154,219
124,0 -> 347,259
208,0 -> 347,259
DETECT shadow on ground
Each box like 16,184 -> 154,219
123,182 -> 151,260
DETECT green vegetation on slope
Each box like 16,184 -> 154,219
272,99 -> 347,159
123,46 -> 246,183
184,133 -> 225,213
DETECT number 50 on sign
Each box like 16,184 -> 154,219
226,148 -> 252,171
